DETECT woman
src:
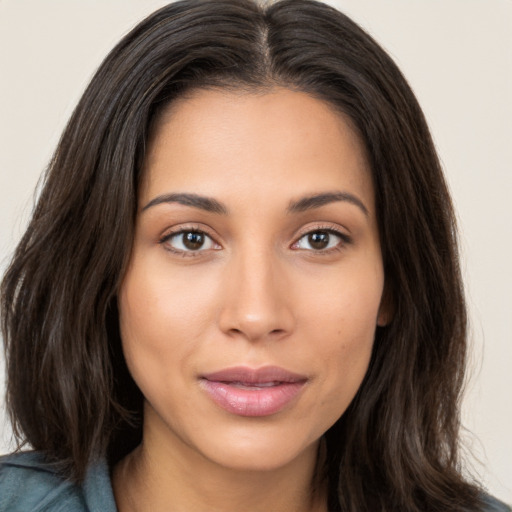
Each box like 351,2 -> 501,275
0,0 -> 509,510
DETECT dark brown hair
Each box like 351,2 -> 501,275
1,0 -> 482,510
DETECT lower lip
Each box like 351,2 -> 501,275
199,380 -> 306,417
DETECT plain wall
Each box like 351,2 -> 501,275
0,0 -> 510,503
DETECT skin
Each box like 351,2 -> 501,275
113,88 -> 390,512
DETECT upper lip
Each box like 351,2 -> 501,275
201,366 -> 307,384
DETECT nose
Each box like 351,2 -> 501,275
218,247 -> 295,343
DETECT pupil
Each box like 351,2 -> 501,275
183,232 -> 204,250
308,231 -> 329,249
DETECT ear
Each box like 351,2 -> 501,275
377,280 -> 394,327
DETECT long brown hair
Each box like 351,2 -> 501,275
1,0 -> 482,509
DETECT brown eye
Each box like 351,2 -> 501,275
163,230 -> 217,253
293,229 -> 348,252
308,231 -> 330,250
183,231 -> 205,250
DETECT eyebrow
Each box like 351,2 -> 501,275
287,191 -> 369,216
141,190 -> 368,217
141,193 -> 228,214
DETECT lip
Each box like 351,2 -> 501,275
199,366 -> 308,417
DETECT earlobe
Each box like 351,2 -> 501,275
377,309 -> 391,327
377,282 -> 394,327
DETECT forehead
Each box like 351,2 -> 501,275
140,87 -> 373,211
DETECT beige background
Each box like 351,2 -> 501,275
0,0 -> 510,503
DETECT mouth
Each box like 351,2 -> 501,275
199,366 -> 308,417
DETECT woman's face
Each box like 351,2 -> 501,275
119,88 -> 389,472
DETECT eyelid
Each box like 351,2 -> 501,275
158,224 -> 222,255
290,223 -> 352,251
293,222 -> 351,240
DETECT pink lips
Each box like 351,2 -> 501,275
199,366 -> 307,417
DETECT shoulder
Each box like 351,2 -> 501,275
0,451 -> 117,512
481,493 -> 512,512
0,451 -> 84,511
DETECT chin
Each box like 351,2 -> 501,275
189,420 -> 323,473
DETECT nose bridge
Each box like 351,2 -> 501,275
218,242 -> 293,341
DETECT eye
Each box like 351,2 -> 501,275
293,229 -> 348,251
161,230 -> 218,253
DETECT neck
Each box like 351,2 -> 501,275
113,414 -> 327,512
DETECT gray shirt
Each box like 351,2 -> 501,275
0,452 -> 116,512
1,451 -> 510,511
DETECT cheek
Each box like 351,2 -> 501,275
119,256 -> 217,343
296,264 -> 382,416
306,321 -> 374,428
117,259 -> 218,396
298,258 -> 383,346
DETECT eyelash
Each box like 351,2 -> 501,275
158,225 -> 351,257
159,225 -> 219,257
291,225 -> 352,254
